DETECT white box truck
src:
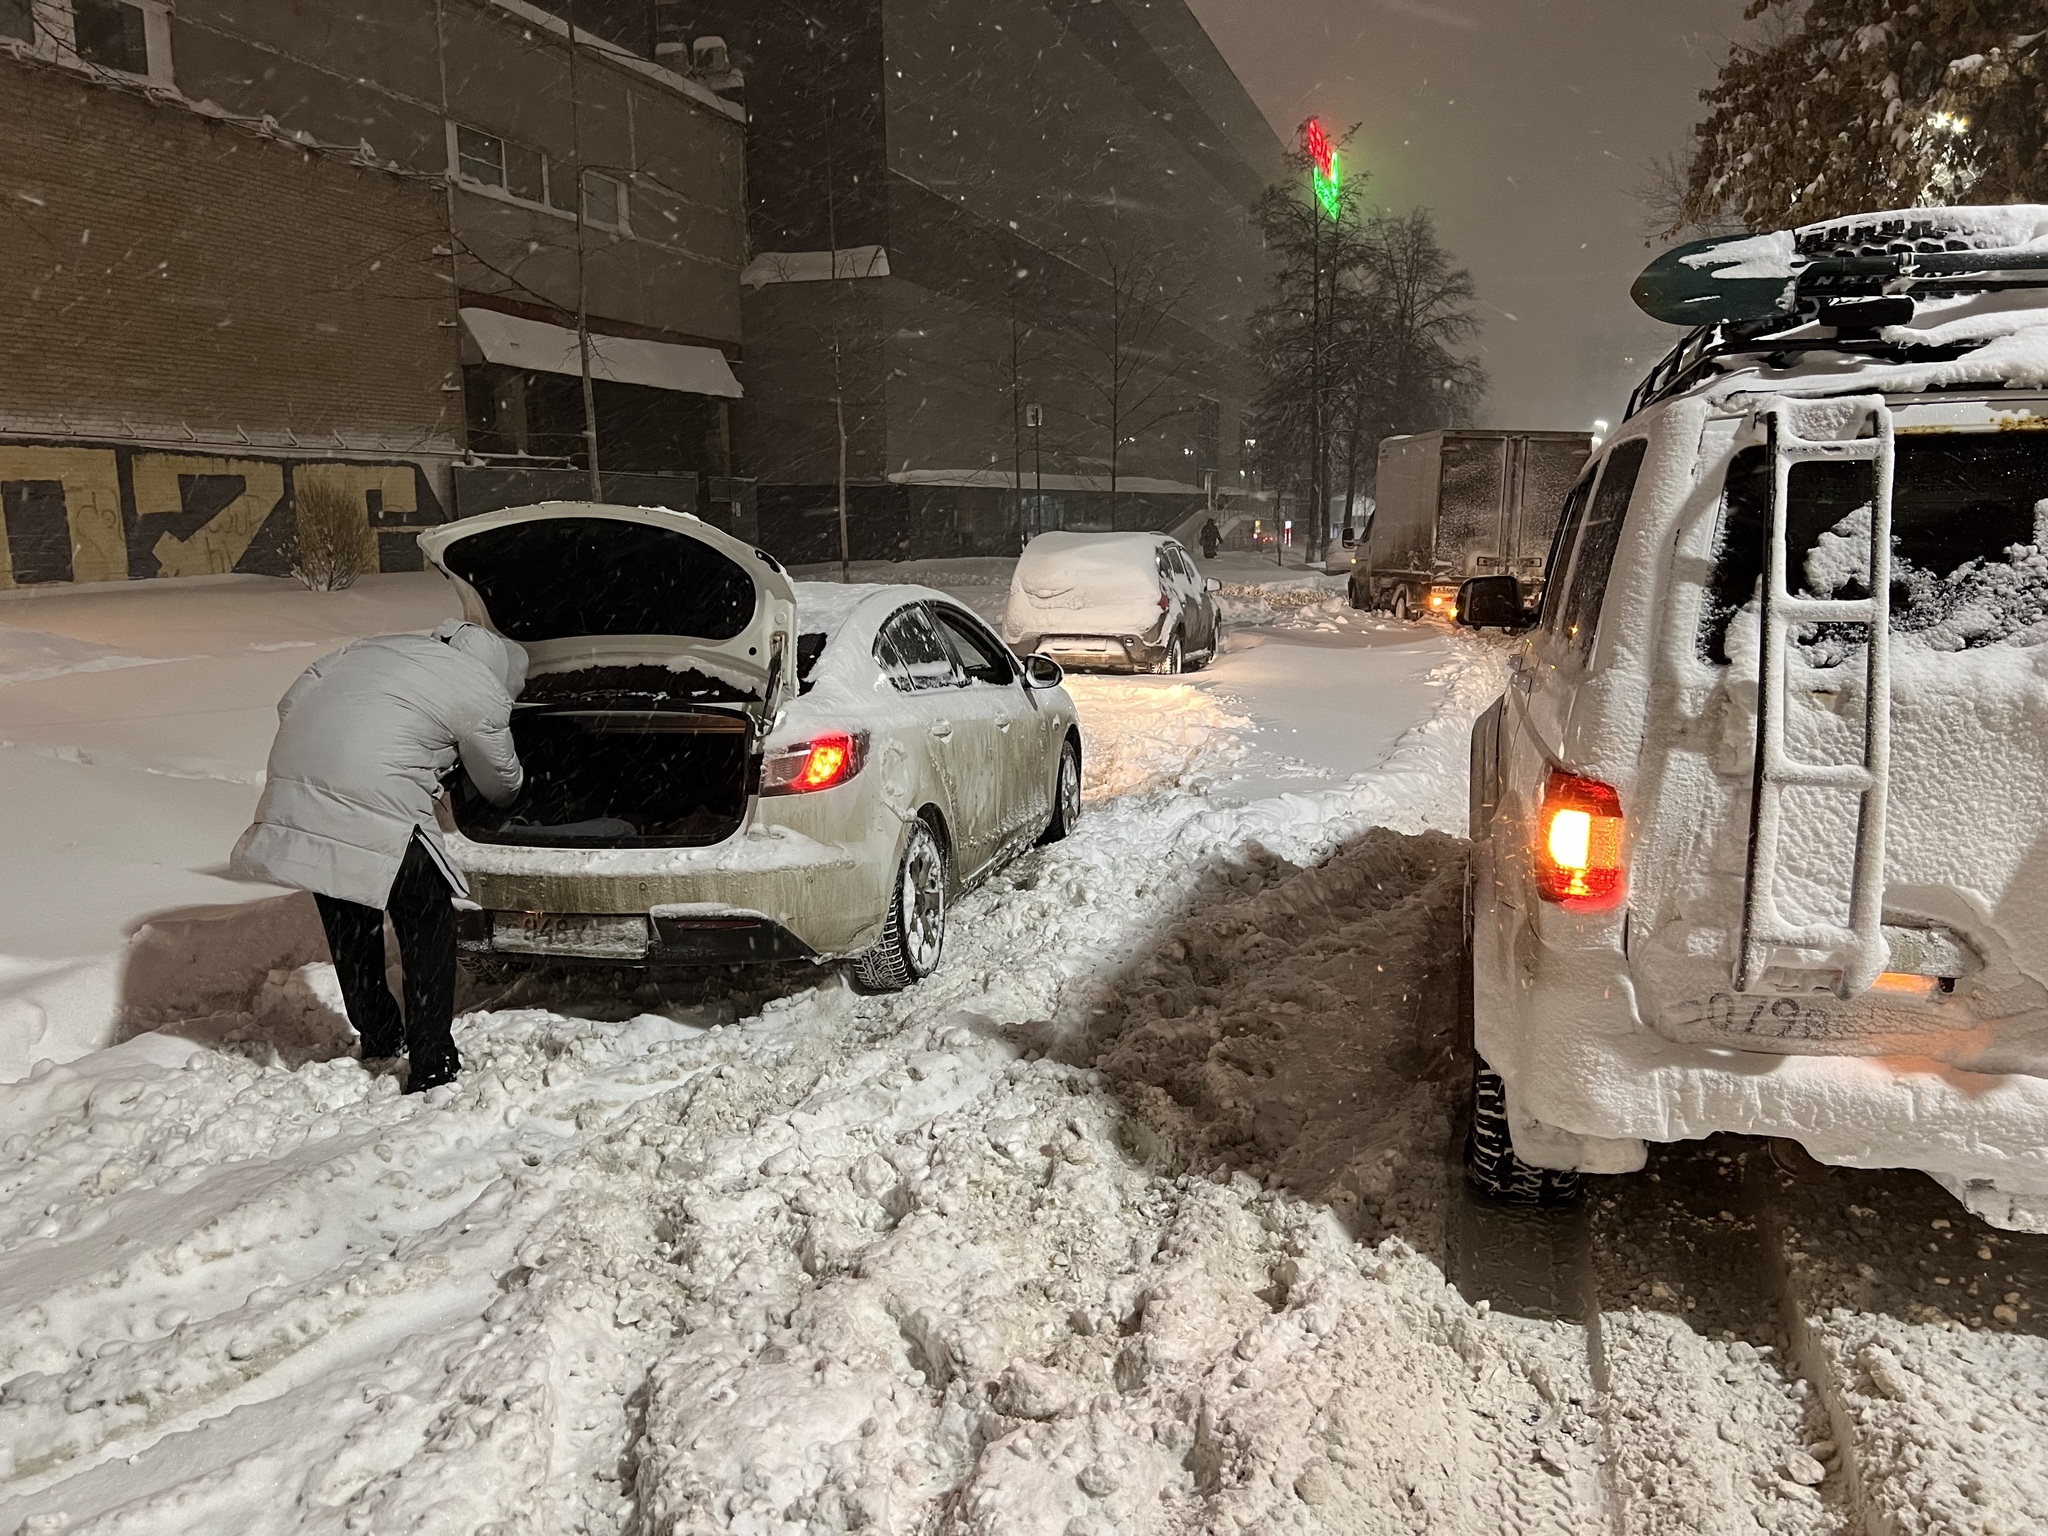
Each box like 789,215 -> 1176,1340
1348,429 -> 1591,620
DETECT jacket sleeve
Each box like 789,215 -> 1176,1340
458,706 -> 524,807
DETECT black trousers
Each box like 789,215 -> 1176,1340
314,833 -> 458,1074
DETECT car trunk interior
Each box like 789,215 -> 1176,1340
453,676 -> 755,848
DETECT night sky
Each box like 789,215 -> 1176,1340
1185,0 -> 1757,433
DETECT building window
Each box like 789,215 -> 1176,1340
73,0 -> 145,70
10,1 -> 172,83
582,172 -> 627,233
452,124 -> 554,209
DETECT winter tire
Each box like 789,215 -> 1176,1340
1158,632 -> 1184,675
1390,588 -> 1412,621
1038,736 -> 1082,844
1464,1058 -> 1583,1207
852,819 -> 948,993
1347,576 -> 1367,610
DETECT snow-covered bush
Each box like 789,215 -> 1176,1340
290,480 -> 373,592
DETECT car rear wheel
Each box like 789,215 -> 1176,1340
1038,736 -> 1082,844
1460,916 -> 1581,1206
1158,632 -> 1184,675
852,819 -> 947,993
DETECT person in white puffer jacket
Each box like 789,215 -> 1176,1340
232,619 -> 527,1091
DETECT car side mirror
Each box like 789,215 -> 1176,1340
1022,653 -> 1064,689
1455,575 -> 1533,630
1204,577 -> 1222,593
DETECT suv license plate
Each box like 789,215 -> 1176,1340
495,912 -> 650,959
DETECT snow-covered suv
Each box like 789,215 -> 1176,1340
1458,205 -> 2048,1232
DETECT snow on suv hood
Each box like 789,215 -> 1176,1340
419,502 -> 799,715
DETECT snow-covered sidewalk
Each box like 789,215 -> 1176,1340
1,572 -> 2043,1534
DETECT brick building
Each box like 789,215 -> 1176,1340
0,0 -> 747,588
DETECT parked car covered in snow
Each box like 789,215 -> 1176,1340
1001,531 -> 1222,673
417,504 -> 1081,991
1460,205 -> 2048,1231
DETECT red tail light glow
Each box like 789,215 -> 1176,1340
760,731 -> 866,795
1535,769 -> 1625,910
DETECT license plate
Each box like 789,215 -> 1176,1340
1659,991 -> 1937,1046
494,912 -> 650,958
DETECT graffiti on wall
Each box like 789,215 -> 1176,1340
0,441 -> 447,589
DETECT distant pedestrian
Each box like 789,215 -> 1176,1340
1200,517 -> 1222,559
232,620 -> 526,1092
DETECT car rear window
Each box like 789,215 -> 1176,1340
1700,432 -> 2048,663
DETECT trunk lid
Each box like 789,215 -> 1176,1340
418,502 -> 799,728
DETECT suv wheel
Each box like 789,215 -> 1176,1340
1464,1058 -> 1583,1206
1459,896 -> 1581,1207
853,820 -> 947,992
1157,631 -> 1184,675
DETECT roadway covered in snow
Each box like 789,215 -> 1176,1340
0,563 -> 2043,1534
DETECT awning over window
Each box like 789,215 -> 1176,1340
459,307 -> 742,399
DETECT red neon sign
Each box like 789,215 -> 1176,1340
1302,119 -> 1341,219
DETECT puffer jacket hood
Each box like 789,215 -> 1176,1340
435,619 -> 529,698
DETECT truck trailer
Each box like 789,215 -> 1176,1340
1349,429 -> 1592,619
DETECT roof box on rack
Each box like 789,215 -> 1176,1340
1633,205 -> 2048,327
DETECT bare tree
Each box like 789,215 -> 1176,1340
1060,203 -> 1198,528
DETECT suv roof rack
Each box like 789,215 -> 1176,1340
1624,205 -> 2048,419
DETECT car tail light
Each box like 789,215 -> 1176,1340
760,730 -> 866,795
1158,590 -> 1171,611
1534,769 -> 1625,910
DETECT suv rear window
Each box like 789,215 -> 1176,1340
1700,433 -> 2048,663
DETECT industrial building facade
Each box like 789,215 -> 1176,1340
680,0 -> 1284,562
0,0 -> 747,587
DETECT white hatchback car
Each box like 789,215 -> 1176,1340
417,503 -> 1081,991
1001,531 -> 1222,673
1460,204 -> 2048,1231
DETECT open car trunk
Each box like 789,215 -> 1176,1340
453,695 -> 754,849
419,503 -> 798,852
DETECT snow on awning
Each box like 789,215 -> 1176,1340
459,307 -> 742,399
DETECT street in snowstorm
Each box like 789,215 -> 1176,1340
4,0 -> 2048,1533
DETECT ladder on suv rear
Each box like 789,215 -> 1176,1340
1736,397 -> 1896,997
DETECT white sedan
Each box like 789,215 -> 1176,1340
417,503 -> 1081,990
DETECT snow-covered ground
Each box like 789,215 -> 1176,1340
1,567 -> 2043,1534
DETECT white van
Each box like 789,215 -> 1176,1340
1458,205 -> 2048,1231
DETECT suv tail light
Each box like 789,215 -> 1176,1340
1535,769 -> 1625,910
760,730 -> 866,795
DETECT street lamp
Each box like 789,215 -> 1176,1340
1025,402 -> 1043,534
